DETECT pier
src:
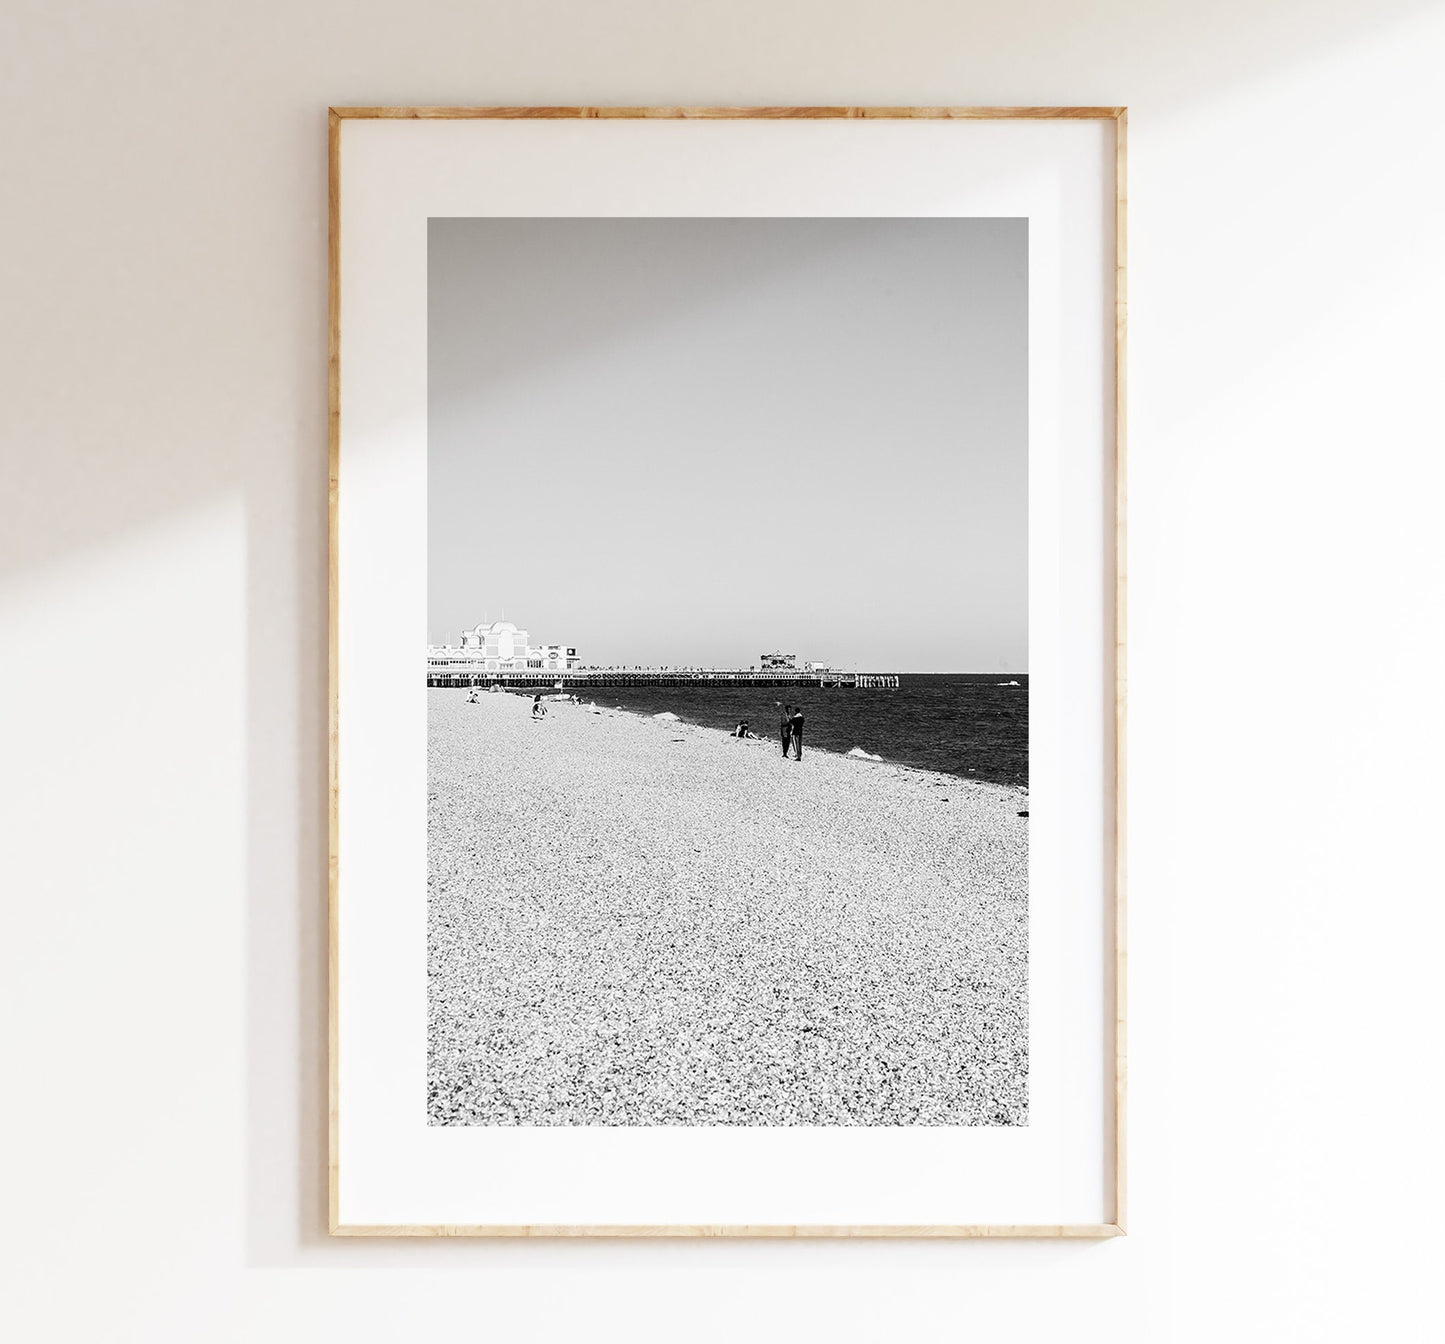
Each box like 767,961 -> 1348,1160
426,667 -> 901,690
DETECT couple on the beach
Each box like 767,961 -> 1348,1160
778,702 -> 805,760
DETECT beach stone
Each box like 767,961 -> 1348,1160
428,689 -> 1028,1126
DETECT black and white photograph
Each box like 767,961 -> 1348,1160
424,217 -> 1030,1127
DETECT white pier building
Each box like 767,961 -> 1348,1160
427,620 -> 580,678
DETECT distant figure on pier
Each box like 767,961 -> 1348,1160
778,703 -> 793,757
789,706 -> 805,760
531,693 -> 547,721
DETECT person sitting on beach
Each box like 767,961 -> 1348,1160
789,706 -> 805,760
731,721 -> 757,739
779,703 -> 792,757
531,693 -> 547,720
466,688 -> 480,703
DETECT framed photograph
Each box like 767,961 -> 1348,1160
329,106 -> 1126,1237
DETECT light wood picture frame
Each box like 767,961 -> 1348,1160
328,105 -> 1127,1238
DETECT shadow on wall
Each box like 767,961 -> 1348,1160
2,0 -> 1436,586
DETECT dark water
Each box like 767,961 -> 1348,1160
567,674 -> 1028,787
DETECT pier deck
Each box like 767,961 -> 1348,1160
426,668 -> 900,690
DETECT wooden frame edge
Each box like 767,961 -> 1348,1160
326,105 -> 1128,1240
327,106 -> 342,1236
1113,107 -> 1129,1237
328,105 -> 1126,121
331,1223 -> 1126,1239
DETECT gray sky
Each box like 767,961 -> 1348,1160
429,217 -> 1026,672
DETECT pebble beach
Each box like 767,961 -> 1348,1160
427,689 -> 1028,1126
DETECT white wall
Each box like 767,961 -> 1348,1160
2,3 -> 1442,1339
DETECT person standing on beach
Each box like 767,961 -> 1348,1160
789,705 -> 805,760
779,702 -> 792,757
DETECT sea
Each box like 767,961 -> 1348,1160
570,673 -> 1028,788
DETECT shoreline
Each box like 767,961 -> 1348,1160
428,688 -> 1029,1126
499,685 -> 1028,794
